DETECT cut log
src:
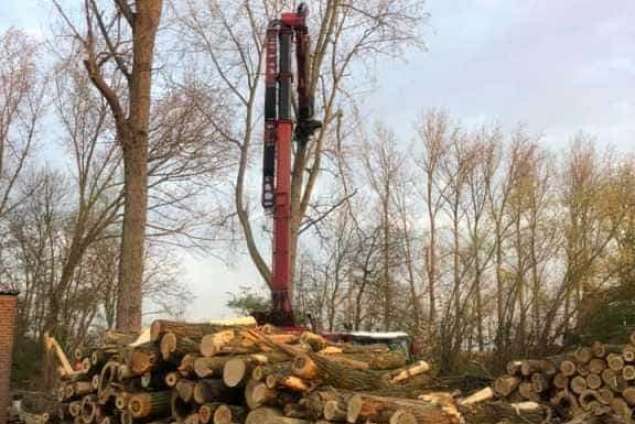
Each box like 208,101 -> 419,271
607,353 -> 624,371
223,357 -> 256,387
493,375 -> 520,397
597,387 -> 614,405
150,320 -> 231,342
115,392 -> 130,411
117,364 -> 132,381
244,381 -> 277,410
459,387 -> 494,405
623,344 -> 635,362
575,347 -> 593,364
517,382 -> 540,402
622,386 -> 635,405
200,330 -> 236,357
570,375 -> 588,394
194,356 -> 234,379
579,390 -> 602,411
171,391 -> 195,422
388,360 -> 430,384
193,379 -> 241,404
68,401 -> 81,418
129,345 -> 161,375
591,341 -> 606,358
347,393 -> 461,424
553,373 -> 569,389
586,373 -> 602,390
610,397 -> 632,421
198,403 -> 221,424
80,395 -> 98,423
623,364 -> 635,380
176,379 -> 196,402
160,332 -> 200,363
128,391 -> 171,419
300,332 -> 330,352
461,401 -> 549,424
560,359 -> 577,376
179,354 -> 198,377
213,404 -> 245,424
588,358 -> 606,374
530,373 -> 549,393
506,361 -> 523,376
323,400 -> 347,421
165,371 -> 180,387
245,407 -> 309,424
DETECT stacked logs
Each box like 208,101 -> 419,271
493,334 -> 635,423
53,320 -> 550,424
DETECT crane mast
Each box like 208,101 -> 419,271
262,4 -> 321,326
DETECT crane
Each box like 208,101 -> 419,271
261,3 -> 321,327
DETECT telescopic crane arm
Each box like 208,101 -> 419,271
261,3 -> 321,326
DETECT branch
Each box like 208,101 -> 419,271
299,190 -> 357,234
114,0 -> 134,27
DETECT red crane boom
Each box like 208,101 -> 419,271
262,4 -> 321,327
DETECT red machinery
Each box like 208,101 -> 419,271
262,3 -> 321,327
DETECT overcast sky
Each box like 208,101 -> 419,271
2,1 -> 633,320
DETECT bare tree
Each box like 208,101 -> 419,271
174,0 -> 426,301
54,0 -> 165,331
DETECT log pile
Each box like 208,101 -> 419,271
52,320 -> 546,424
493,335 -> 635,423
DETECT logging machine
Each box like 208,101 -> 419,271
260,4 -> 413,359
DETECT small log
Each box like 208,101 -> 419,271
579,390 -> 602,411
610,397 -> 632,421
194,356 -> 233,379
588,358 -> 606,374
622,386 -> 635,406
520,359 -> 550,376
176,379 -> 196,402
171,391 -> 195,422
129,345 -> 161,375
223,357 -> 257,387
551,390 -> 579,413
518,382 -> 540,402
597,387 -> 614,405
570,375 -> 588,394
586,373 -> 602,390
179,354 -> 198,377
244,381 -> 277,410
459,387 -> 494,405
91,374 -> 100,391
494,375 -> 521,397
607,353 -> 624,371
141,371 -> 166,389
292,356 -> 318,380
165,371 -> 181,387
591,341 -> 606,358
577,363 -> 590,377
68,401 -> 82,418
323,400 -> 347,421
623,364 -> 635,380
347,393 -> 461,424
80,395 -> 98,424
506,361 -> 523,376
128,391 -> 171,419
575,346 -> 593,364
115,392 -> 131,411
75,381 -> 94,396
160,331 -> 200,363
461,401 -> 549,424
200,330 -> 236,357
388,360 -> 430,384
530,373 -> 549,393
553,373 -> 569,389
198,403 -> 221,424
245,407 -> 309,424
193,379 -> 241,404
103,330 -> 138,346
300,332 -> 330,352
560,359 -> 577,376
623,344 -> 635,362
117,364 -> 133,381
213,404 -> 245,424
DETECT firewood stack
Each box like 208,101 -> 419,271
54,320 -> 478,424
493,333 -> 635,423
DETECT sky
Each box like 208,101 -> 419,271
1,1 -> 634,320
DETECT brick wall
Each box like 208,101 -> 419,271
0,291 -> 18,424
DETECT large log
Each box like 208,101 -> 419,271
194,356 -> 234,379
198,403 -> 221,424
347,393 -> 461,424
461,401 -> 550,424
245,407 -> 309,424
160,332 -> 200,363
244,381 -> 277,410
199,330 -> 236,357
150,320 -> 230,342
129,344 -> 161,375
212,404 -> 245,424
193,379 -> 241,404
493,375 -> 520,397
128,391 -> 171,419
176,379 -> 197,402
